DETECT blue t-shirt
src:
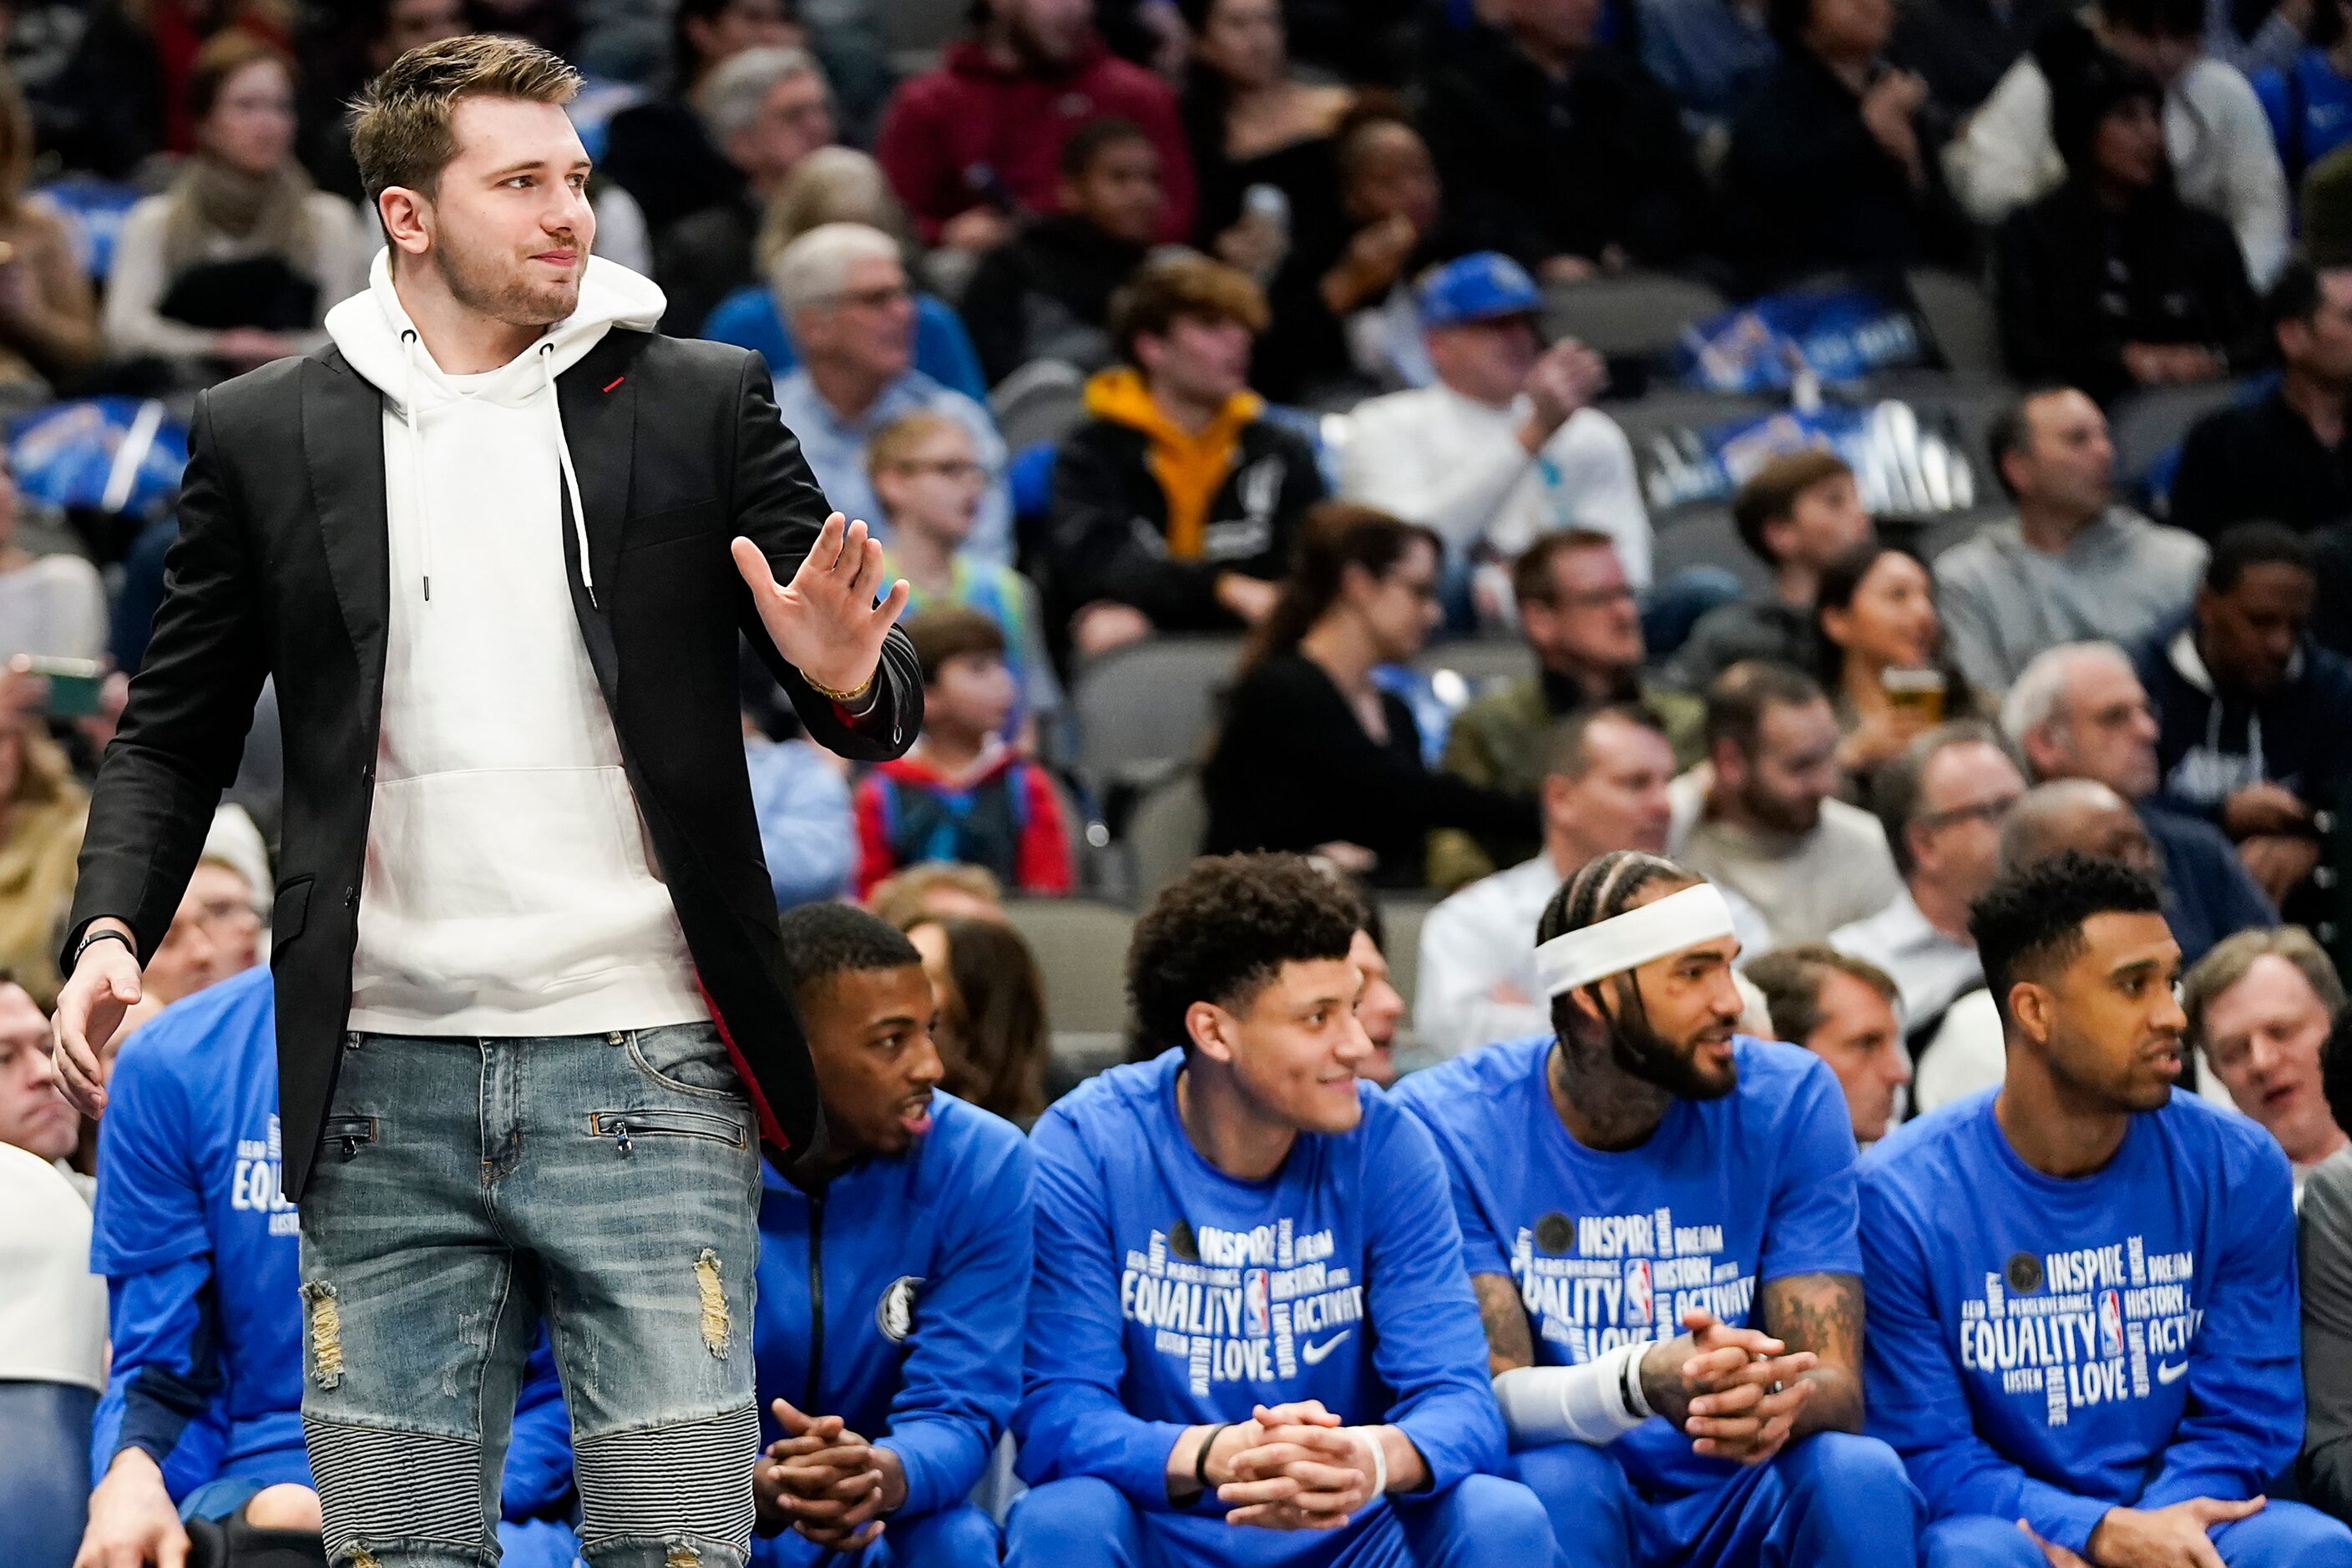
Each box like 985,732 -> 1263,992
1859,1090 -> 2301,1556
2253,49 -> 2352,180
89,969 -> 574,1513
1014,1050 -> 1504,1565
1392,1034 -> 1863,1498
752,1090 -> 1034,1547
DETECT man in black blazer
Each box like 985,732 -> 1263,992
52,36 -> 918,1566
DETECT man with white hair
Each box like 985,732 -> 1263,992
770,223 -> 1013,564
657,46 -> 838,334
2000,641 -> 2274,967
1395,851 -> 1924,1567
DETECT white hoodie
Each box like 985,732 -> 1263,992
326,252 -> 708,1036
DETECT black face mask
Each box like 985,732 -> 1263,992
1592,973 -> 1737,1102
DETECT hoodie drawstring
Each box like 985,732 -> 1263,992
401,329 -> 432,603
542,341 -> 598,609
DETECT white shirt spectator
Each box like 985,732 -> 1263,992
104,189 -> 372,362
1828,888 -> 1982,1035
1339,387 -> 1652,587
1417,849 -> 1773,1059
0,1142 -> 105,1391
1945,51 -> 2289,286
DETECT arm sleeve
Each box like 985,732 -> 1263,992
1014,765 -> 1075,895
63,392 -> 268,965
1012,1112 -> 1192,1510
1859,1170 -> 2117,1551
873,91 -> 958,245
1363,1106 -> 1510,1490
1338,407 -> 1535,560
729,353 -> 923,762
1931,558 -> 2017,696
915,297 -> 990,404
1759,1060 -> 1866,1284
502,1334 -> 577,1522
2300,1161 -> 2352,1520
878,1136 -> 1039,1517
751,743 -> 856,909
2139,1138 -> 2302,1509
2210,69 -> 2292,288
99,200 -> 226,359
1943,63 -> 2057,226
89,1049 -> 221,1492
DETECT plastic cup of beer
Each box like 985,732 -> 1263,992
1883,667 -> 1947,722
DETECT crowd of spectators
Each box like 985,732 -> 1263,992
14,0 -> 2352,1563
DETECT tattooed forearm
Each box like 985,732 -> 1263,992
1474,1272 -> 1535,1375
1760,1272 -> 1865,1435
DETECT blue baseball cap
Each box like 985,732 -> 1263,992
1418,253 -> 1544,330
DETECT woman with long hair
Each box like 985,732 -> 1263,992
1812,538 -> 1980,782
0,669 -> 87,1008
0,69 -> 99,402
103,31 -> 369,372
1201,503 -> 1535,886
906,913 -> 1050,1127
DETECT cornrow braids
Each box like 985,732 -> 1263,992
1535,849 -> 1701,1046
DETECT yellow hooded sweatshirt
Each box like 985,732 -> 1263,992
1082,367 -> 1264,562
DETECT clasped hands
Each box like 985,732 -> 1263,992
1640,1308 -> 1819,1467
755,1397 -> 903,1550
1196,1402 -> 1384,1531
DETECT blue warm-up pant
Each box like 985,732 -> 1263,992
1511,1431 -> 1923,1568
1922,1502 -> 2352,1567
1005,1472 -> 1556,1567
754,1501 -> 1002,1568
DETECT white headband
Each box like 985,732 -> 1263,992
1533,883 -> 1738,998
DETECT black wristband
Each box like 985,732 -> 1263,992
1195,1423 -> 1234,1495
74,928 -> 134,967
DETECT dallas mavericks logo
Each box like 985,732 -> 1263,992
2099,1290 -> 2125,1358
876,1277 -> 924,1343
1243,1268 -> 1271,1338
1624,1258 -> 1655,1328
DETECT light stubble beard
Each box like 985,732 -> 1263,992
433,234 -> 581,329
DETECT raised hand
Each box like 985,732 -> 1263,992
732,514 -> 911,701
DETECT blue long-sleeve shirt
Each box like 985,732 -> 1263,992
1859,1090 -> 2302,1555
1014,1050 -> 1504,1565
1393,1034 -> 1864,1497
751,1090 -> 1034,1540
745,735 -> 857,911
89,969 -> 574,1515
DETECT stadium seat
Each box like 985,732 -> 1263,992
2107,379 -> 2259,490
1126,769 -> 1207,907
1652,503 -> 1770,599
1006,898 -> 1135,1034
1543,272 -> 1727,360
1071,635 -> 1245,799
1904,268 -> 2003,379
990,359 -> 1090,453
1378,898 -> 1437,1014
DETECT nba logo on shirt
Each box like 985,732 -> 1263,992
2100,1290 -> 2125,1358
1244,1269 -> 1271,1338
1624,1258 -> 1655,1328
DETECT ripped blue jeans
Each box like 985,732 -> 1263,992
297,1024 -> 764,1568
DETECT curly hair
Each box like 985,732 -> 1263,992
1127,853 -> 1360,1054
1970,850 -> 2165,1024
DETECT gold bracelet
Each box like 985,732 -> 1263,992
803,670 -> 877,704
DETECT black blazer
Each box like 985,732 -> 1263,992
66,329 -> 922,1197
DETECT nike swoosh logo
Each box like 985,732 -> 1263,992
2157,1360 -> 2188,1384
1300,1331 -> 1352,1366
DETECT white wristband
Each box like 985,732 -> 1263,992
1493,1342 -> 1652,1448
1352,1426 -> 1388,1499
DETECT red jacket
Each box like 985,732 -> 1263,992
876,38 -> 1195,245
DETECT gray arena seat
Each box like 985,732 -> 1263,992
1544,272 -> 1728,360
1071,635 -> 1244,797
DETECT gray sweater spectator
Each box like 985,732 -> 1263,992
1935,387 -> 2206,691
2304,1144 -> 2352,1523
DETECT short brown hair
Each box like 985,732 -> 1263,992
188,32 -> 295,129
1110,251 -> 1269,362
349,34 -> 582,205
2181,926 -> 2348,1050
1745,943 -> 1899,1045
905,604 -> 1007,684
1511,528 -> 1621,609
1731,449 -> 1852,566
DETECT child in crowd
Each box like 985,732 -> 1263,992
852,607 -> 1072,898
869,410 -> 1060,742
